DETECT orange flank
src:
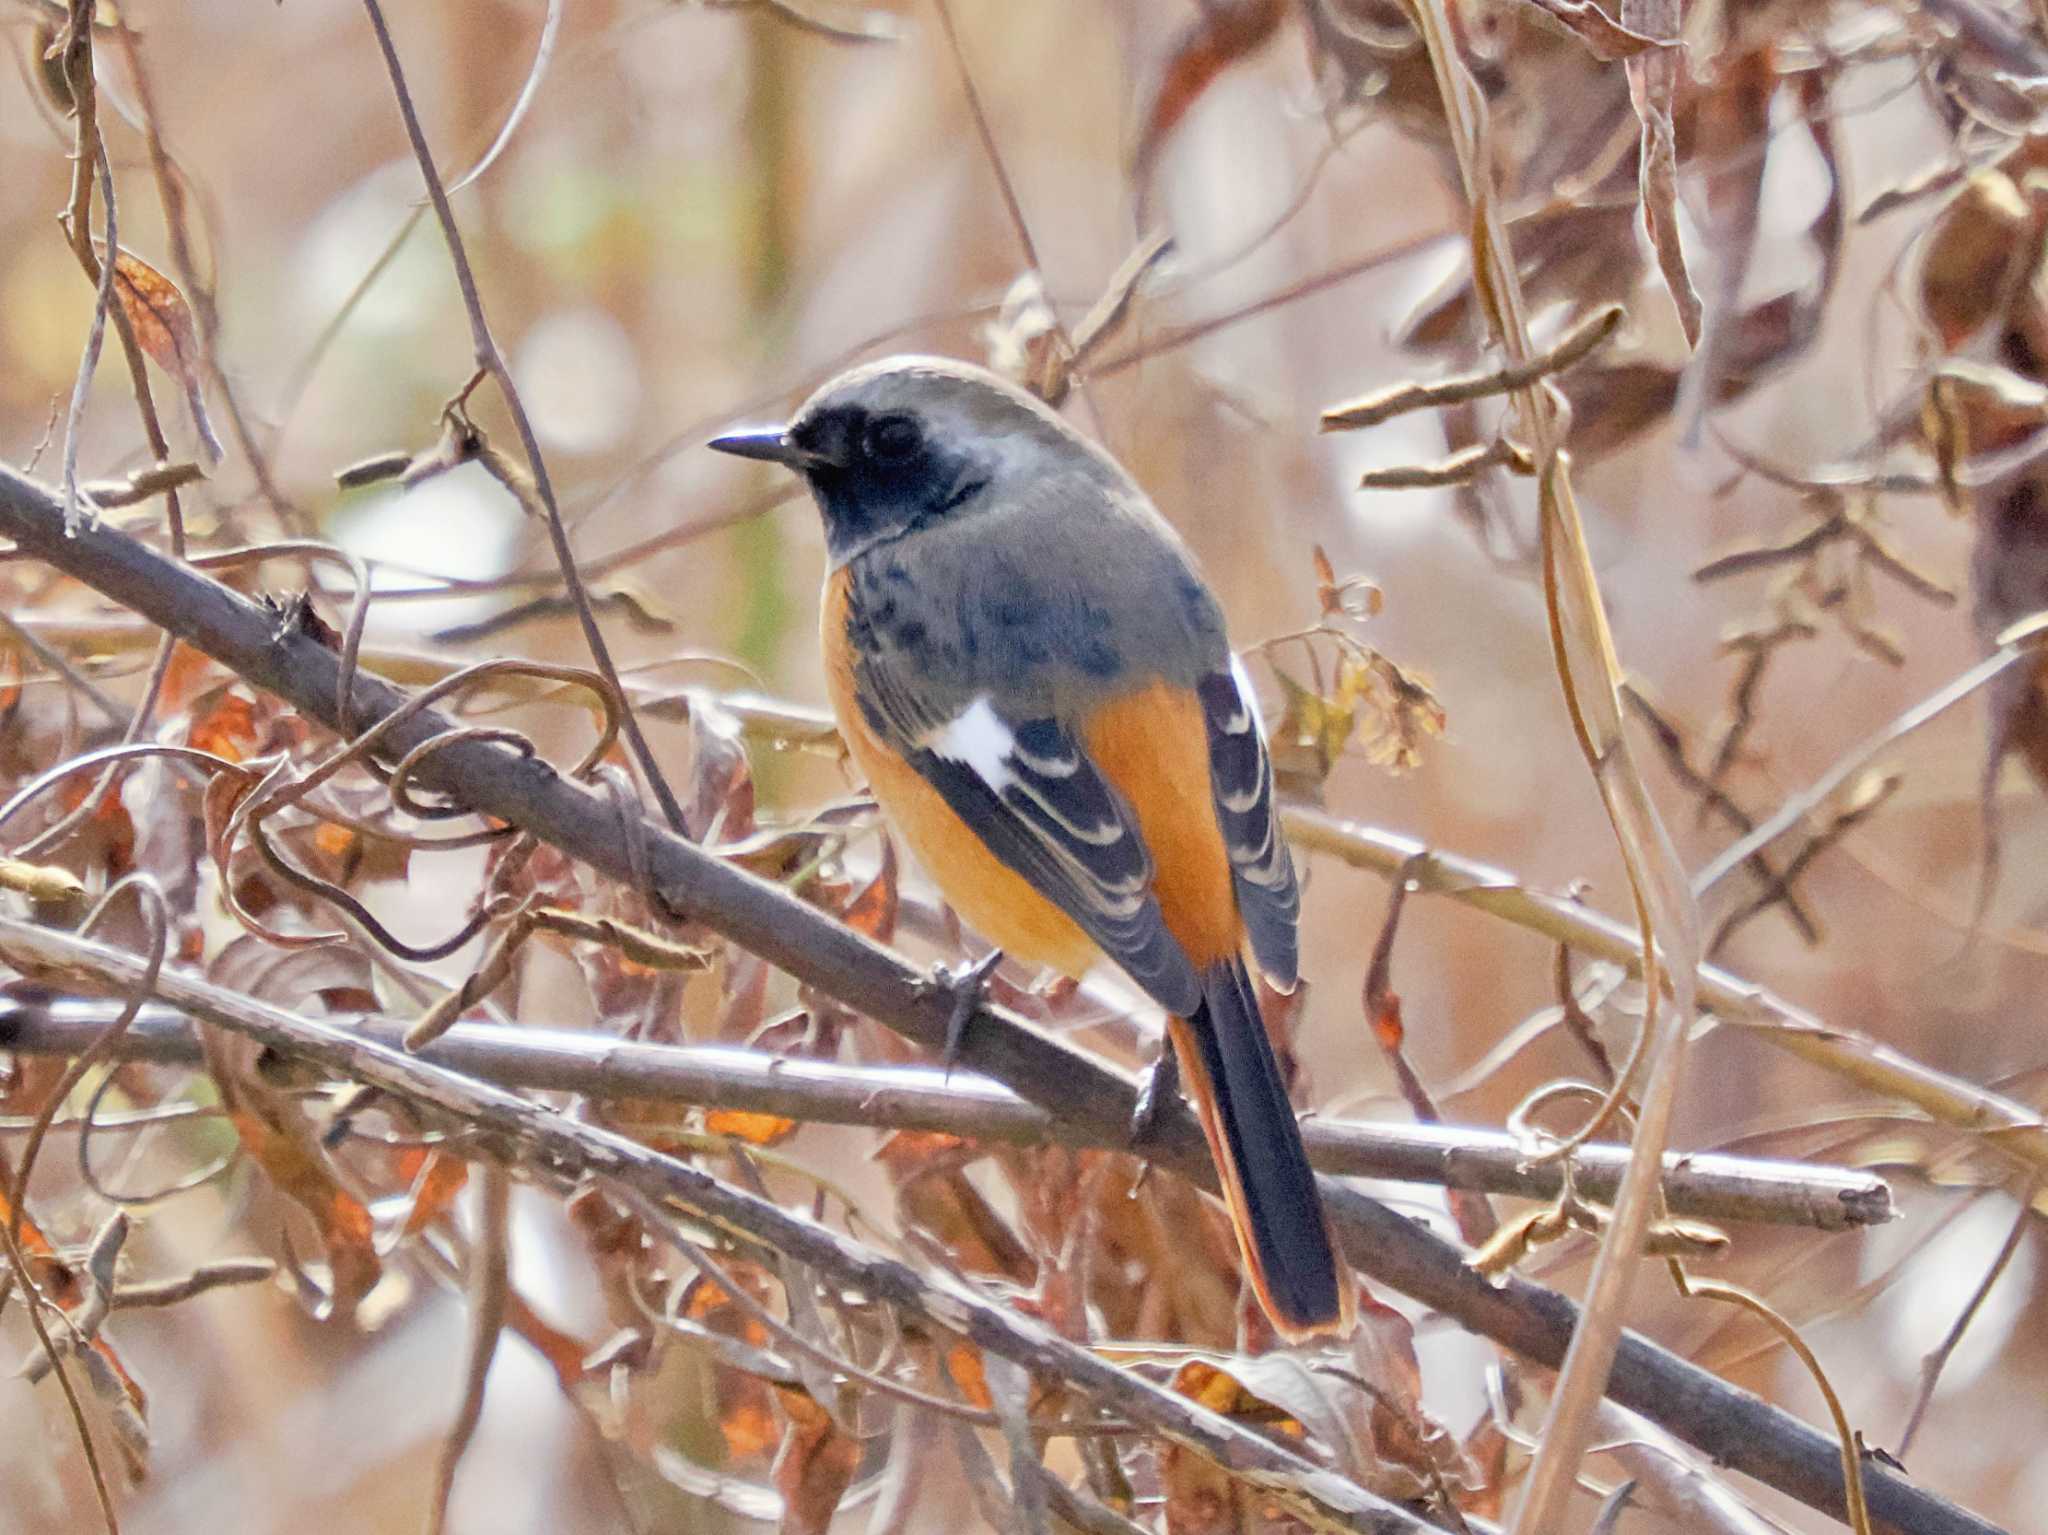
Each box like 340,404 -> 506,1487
1079,681 -> 1242,970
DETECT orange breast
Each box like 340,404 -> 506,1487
820,569 -> 1243,987
823,570 -> 1099,976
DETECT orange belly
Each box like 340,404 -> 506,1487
821,569 -> 1241,980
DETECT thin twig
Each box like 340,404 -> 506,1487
930,0 -> 1044,293
1693,633 -> 2048,898
1587,1399 -> 1781,1535
444,0 -> 562,196
424,1163 -> 509,1535
1621,685 -> 1820,943
1710,773 -> 1899,956
355,0 -> 689,838
1897,1191 -> 2035,1458
1668,1264 -> 1873,1535
0,1207 -> 117,1534
107,1259 -> 276,1309
1398,8 -> 1701,1525
1284,803 -> 2048,1179
108,16 -> 295,522
1356,438 -> 1536,490
0,609 -> 125,724
17,122 -> 187,863
1320,304 -> 1624,431
60,122 -> 116,534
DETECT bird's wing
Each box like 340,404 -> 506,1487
858,666 -> 1202,1017
1198,659 -> 1300,988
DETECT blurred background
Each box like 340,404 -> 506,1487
4,0 -> 2048,1530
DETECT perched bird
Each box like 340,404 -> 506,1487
710,357 -> 1352,1339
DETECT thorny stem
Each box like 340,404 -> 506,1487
16,620 -> 2034,1193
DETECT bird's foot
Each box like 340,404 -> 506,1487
918,948 -> 1005,1067
1127,1040 -> 1181,1150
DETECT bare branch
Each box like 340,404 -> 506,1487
0,993 -> 1894,1231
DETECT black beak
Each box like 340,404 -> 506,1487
708,426 -> 824,470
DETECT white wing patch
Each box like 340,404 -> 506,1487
925,695 -> 1019,795
1227,653 -> 1263,739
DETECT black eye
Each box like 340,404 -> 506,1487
863,413 -> 921,465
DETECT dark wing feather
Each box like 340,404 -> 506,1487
1198,666 -> 1300,987
890,708 -> 1202,1017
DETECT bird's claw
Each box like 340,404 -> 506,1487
920,948 -> 1005,1067
1128,1040 -> 1181,1150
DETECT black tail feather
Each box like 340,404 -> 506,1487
1171,958 -> 1350,1337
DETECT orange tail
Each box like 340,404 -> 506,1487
1168,958 -> 1353,1339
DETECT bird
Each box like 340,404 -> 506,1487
709,356 -> 1352,1340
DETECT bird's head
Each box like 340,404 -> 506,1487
709,356 -> 1101,564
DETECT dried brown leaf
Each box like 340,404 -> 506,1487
1922,171 -> 2041,350
878,1131 -> 1033,1281
1270,664 -> 1358,790
686,691 -> 756,843
396,1147 -> 470,1239
95,243 -> 224,463
704,1107 -> 801,1146
772,1385 -> 862,1535
185,685 -> 261,764
1558,361 -> 1680,460
1162,1358 -> 1317,1534
223,1098 -> 381,1318
681,1265 -> 784,1463
840,835 -> 898,943
1973,474 -> 2048,816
